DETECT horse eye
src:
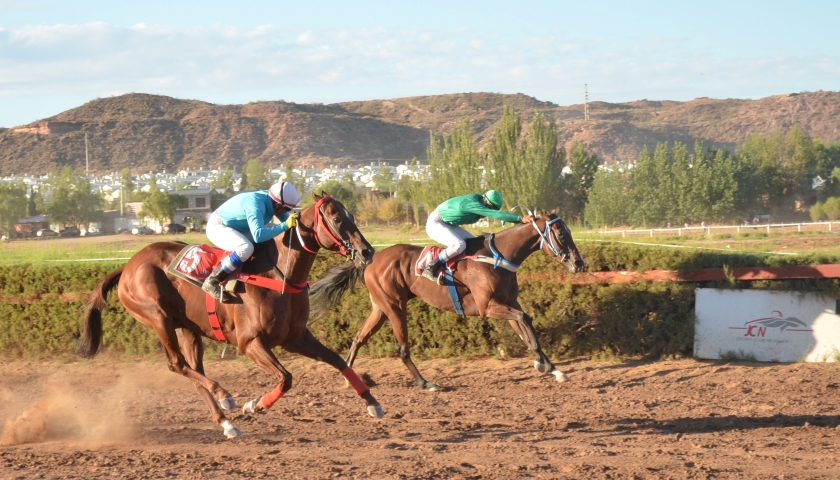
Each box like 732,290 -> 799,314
334,217 -> 342,225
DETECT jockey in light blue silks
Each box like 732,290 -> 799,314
203,181 -> 301,300
422,189 -> 533,283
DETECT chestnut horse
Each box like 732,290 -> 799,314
77,193 -> 382,438
310,211 -> 585,391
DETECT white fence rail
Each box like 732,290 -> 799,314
588,221 -> 840,238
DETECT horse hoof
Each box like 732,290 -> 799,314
221,420 -> 242,438
218,397 -> 237,411
242,399 -> 259,414
425,383 -> 442,392
367,405 -> 385,418
534,359 -> 551,374
552,370 -> 569,382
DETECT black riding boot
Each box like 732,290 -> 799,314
202,263 -> 233,302
421,259 -> 443,284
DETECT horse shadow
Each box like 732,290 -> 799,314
606,413 -> 840,435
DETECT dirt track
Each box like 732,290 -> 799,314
2,357 -> 840,479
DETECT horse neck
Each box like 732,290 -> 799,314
248,204 -> 319,284
487,222 -> 543,266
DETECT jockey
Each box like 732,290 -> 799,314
202,180 -> 301,300
422,190 -> 533,283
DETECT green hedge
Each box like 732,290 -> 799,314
1,242 -> 838,361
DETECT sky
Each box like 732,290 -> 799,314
1,0 -> 838,128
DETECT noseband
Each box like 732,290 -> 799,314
295,195 -> 356,259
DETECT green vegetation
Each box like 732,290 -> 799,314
3,235 -> 840,361
585,128 -> 840,228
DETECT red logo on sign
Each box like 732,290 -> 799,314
729,310 -> 813,336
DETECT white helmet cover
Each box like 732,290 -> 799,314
268,181 -> 300,208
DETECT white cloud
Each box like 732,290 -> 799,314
0,21 -> 837,115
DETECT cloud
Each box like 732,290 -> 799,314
0,21 -> 837,110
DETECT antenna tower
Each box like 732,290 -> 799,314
584,84 -> 590,121
85,132 -> 89,175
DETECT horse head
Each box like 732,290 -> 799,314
299,191 -> 375,267
536,212 -> 585,274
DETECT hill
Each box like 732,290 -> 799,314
0,91 -> 838,176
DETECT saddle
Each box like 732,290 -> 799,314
414,235 -> 522,277
167,244 -> 238,292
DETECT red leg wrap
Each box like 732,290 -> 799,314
257,385 -> 285,410
341,367 -> 369,396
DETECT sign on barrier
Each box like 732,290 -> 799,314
694,288 -> 840,362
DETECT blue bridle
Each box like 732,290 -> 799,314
533,216 -> 569,261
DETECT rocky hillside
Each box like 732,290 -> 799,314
1,91 -> 838,176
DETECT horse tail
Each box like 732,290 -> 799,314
76,265 -> 124,358
309,261 -> 367,316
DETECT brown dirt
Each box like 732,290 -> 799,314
2,357 -> 840,479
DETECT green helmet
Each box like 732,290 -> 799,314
483,190 -> 504,210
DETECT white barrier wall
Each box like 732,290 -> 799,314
694,289 -> 840,362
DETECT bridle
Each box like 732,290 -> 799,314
510,205 -> 571,263
294,195 -> 356,260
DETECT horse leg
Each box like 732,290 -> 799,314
142,317 -> 243,438
486,303 -> 569,383
283,329 -> 385,419
346,299 -> 388,369
176,328 -> 238,413
238,337 -> 293,415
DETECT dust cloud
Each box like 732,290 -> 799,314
1,369 -> 138,446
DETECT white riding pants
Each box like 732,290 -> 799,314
425,208 -> 475,262
206,212 -> 255,261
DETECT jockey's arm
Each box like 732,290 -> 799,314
245,203 -> 290,243
470,203 -> 522,223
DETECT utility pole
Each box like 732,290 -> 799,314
584,84 -> 590,121
85,133 -> 90,175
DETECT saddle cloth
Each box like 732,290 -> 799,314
166,244 -> 232,289
414,246 -> 462,276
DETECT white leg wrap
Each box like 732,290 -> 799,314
242,398 -> 259,414
552,370 -> 569,382
221,420 -> 242,438
218,397 -> 236,411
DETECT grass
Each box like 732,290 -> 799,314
0,226 -> 443,265
4,222 -> 840,265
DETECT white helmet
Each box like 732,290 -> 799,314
268,181 -> 300,209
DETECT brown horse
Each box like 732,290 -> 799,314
77,193 -> 382,438
310,211 -> 585,391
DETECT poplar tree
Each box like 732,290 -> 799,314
424,119 -> 484,210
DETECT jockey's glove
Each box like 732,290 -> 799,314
285,212 -> 299,229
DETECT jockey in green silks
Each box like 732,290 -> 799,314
422,190 -> 533,283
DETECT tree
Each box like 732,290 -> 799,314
424,119 -> 484,211
373,165 -> 395,196
26,186 -> 39,217
823,197 -> 840,221
141,182 -> 180,226
240,159 -> 272,192
487,107 -> 565,211
0,182 -> 27,237
584,167 -> 631,227
395,159 -> 425,226
211,167 -> 234,190
376,197 -> 403,224
810,201 -> 824,222
317,179 -> 359,211
561,140 -> 599,221
355,193 -> 381,226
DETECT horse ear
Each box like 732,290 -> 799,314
321,190 -> 328,197
312,192 -> 322,201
